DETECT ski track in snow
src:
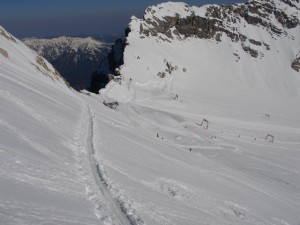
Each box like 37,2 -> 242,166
74,103 -> 144,225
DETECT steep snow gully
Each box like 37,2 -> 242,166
74,103 -> 143,225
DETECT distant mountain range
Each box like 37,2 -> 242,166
23,36 -> 111,90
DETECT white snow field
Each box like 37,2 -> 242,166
1,0 -> 300,224
97,0 -> 300,224
0,26 -> 100,224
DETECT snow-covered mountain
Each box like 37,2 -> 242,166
0,25 -> 102,224
95,1 -> 300,223
23,36 -> 111,90
100,0 -> 300,118
1,0 -> 300,224
0,28 -> 69,87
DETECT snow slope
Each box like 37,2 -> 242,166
0,26 -> 100,224
1,0 -> 300,224
103,0 -> 300,122
81,92 -> 300,225
95,1 -> 300,224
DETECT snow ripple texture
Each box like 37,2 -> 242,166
73,104 -> 144,225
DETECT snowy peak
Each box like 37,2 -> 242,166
143,2 -> 193,20
132,0 -> 299,59
23,36 -> 110,60
96,0 -> 300,120
23,36 -> 111,90
0,26 -> 17,44
0,26 -> 67,85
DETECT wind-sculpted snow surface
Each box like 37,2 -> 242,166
0,25 -> 146,225
81,94 -> 300,225
95,1 -> 300,224
1,1 -> 300,224
0,26 -> 99,224
74,104 -> 144,225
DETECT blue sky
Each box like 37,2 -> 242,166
0,0 -> 246,38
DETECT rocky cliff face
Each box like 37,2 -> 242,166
24,37 -> 111,90
136,0 -> 299,59
95,0 -> 300,119
88,39 -> 125,93
90,0 -> 300,95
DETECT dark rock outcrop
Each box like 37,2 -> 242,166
135,0 -> 299,58
292,53 -> 300,72
0,27 -> 17,43
88,39 -> 125,93
89,0 -> 300,93
0,48 -> 9,58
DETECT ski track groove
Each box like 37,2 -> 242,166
75,103 -> 144,225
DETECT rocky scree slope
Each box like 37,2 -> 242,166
24,37 -> 111,91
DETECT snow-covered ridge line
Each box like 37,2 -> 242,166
1,21 -> 300,225
0,25 -> 101,224
23,36 -> 110,54
91,0 -> 300,95
23,35 -> 112,90
110,0 -> 300,101
128,0 -> 299,60
0,26 -> 69,87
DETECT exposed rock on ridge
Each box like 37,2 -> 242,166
135,0 -> 299,58
292,52 -> 300,71
1,26 -> 69,86
89,0 -> 300,94
89,39 -> 125,93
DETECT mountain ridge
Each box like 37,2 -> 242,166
24,36 -> 111,90
0,26 -> 68,87
99,0 -> 299,107
1,2 -> 300,224
135,0 -> 299,60
0,25 -> 101,224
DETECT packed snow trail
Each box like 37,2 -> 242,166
87,106 -> 133,225
74,103 -> 143,225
